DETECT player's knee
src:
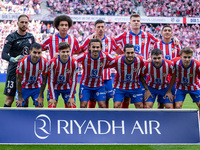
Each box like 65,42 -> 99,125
175,102 -> 182,109
80,102 -> 87,108
5,96 -> 14,106
145,103 -> 153,108
114,102 -> 121,108
98,101 -> 106,108
135,102 -> 143,108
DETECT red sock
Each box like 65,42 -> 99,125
106,103 -> 109,108
143,103 -> 146,108
48,105 -> 56,108
121,102 -> 129,108
88,101 -> 96,108
65,104 -> 76,108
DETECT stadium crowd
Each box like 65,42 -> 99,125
143,0 -> 200,17
1,20 -> 200,73
0,0 -> 41,14
46,0 -> 139,15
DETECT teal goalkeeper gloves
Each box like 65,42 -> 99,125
9,55 -> 24,63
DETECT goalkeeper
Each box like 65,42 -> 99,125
1,14 -> 35,107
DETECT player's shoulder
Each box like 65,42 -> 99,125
171,57 -> 181,63
19,55 -> 29,63
193,59 -> 200,65
40,56 -> 48,62
163,59 -> 173,65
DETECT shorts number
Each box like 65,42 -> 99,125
7,81 -> 14,88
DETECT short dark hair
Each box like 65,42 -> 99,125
30,43 -> 42,50
18,14 -> 29,21
89,38 -> 102,48
130,13 -> 140,20
151,48 -> 162,56
162,25 -> 172,31
95,19 -> 105,26
124,43 -> 135,52
53,15 -> 73,30
58,42 -> 70,51
180,47 -> 193,55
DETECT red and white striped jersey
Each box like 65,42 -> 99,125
76,51 -> 114,87
16,55 -> 49,89
109,55 -> 144,90
154,40 -> 182,60
114,30 -> 158,60
48,56 -> 78,99
41,33 -> 80,59
80,35 -> 120,80
141,59 -> 175,90
173,58 -> 200,91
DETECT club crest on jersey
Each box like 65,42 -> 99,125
172,48 -> 176,53
28,38 -> 32,44
7,89 -> 11,93
4,40 -> 8,44
162,73 -> 167,77
38,70 -> 42,74
92,69 -> 98,76
189,74 -> 193,77
66,69 -> 71,73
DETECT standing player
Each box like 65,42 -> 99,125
167,47 -> 200,109
154,25 -> 182,108
141,48 -> 175,108
80,19 -> 123,108
48,42 -> 78,108
76,38 -> 114,108
114,14 -> 179,108
154,25 -> 182,60
41,15 -> 80,59
108,43 -> 152,108
16,43 -> 48,107
2,14 -> 35,107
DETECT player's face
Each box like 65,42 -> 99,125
30,48 -> 42,63
181,52 -> 193,68
59,48 -> 70,62
17,17 -> 29,32
130,17 -> 141,30
95,23 -> 105,37
151,54 -> 163,68
125,47 -> 135,63
57,21 -> 69,34
161,27 -> 172,39
89,42 -> 102,59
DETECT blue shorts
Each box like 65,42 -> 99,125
104,79 -> 113,99
174,89 -> 200,103
47,89 -> 76,104
15,88 -> 42,106
79,85 -> 106,102
148,86 -> 173,104
157,85 -> 175,103
113,88 -> 143,103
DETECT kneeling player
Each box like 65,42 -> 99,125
16,43 -> 48,107
108,43 -> 152,108
169,47 -> 200,109
141,48 -> 175,108
48,42 -> 78,108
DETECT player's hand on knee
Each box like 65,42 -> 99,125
36,97 -> 44,107
164,92 -> 174,102
16,98 -> 24,107
48,99 -> 56,107
67,98 -> 75,107
144,89 -> 153,101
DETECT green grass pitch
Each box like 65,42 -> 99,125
0,82 -> 199,149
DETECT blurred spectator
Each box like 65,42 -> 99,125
46,0 -> 139,16
1,20 -> 200,72
0,0 -> 42,14
143,0 -> 200,17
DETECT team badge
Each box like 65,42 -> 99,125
80,94 -> 83,99
7,89 -> 11,93
4,40 -> 8,44
189,74 -> 193,77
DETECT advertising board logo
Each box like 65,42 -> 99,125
34,114 -> 51,139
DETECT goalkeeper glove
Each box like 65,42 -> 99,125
9,55 -> 24,63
